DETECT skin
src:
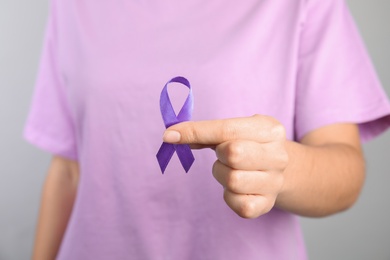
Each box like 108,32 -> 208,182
32,114 -> 365,259
32,157 -> 79,260
163,115 -> 365,218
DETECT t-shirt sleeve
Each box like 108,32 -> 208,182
295,0 -> 390,142
24,0 -> 78,160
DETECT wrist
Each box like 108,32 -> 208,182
275,141 -> 308,211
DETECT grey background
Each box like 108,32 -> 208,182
0,0 -> 389,259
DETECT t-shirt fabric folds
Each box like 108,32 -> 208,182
24,0 -> 390,259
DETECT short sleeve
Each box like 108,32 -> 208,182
295,0 -> 390,142
24,0 -> 77,160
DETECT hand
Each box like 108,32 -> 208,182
163,114 -> 289,218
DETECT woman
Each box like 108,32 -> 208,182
25,0 -> 390,259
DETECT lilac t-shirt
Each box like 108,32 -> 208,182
25,0 -> 390,259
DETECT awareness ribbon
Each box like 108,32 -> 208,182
156,76 -> 195,173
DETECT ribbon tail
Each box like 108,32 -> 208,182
156,142 -> 176,174
175,144 -> 195,173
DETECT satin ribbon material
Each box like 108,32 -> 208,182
156,76 -> 195,173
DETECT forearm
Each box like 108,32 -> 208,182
164,117 -> 365,219
276,141 -> 365,217
32,157 -> 79,260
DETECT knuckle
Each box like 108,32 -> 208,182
225,142 -> 245,166
251,115 -> 286,141
251,114 -> 263,121
252,114 -> 273,125
262,200 -> 275,215
250,114 -> 264,128
185,122 -> 199,143
212,160 -> 219,177
220,121 -> 237,141
238,200 -> 258,219
225,171 -> 242,192
271,124 -> 286,140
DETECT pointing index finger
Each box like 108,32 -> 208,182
162,115 -> 284,145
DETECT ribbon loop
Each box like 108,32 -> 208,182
156,76 -> 195,173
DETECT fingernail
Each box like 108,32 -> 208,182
163,130 -> 181,143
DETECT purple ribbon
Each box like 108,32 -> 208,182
156,76 -> 195,173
